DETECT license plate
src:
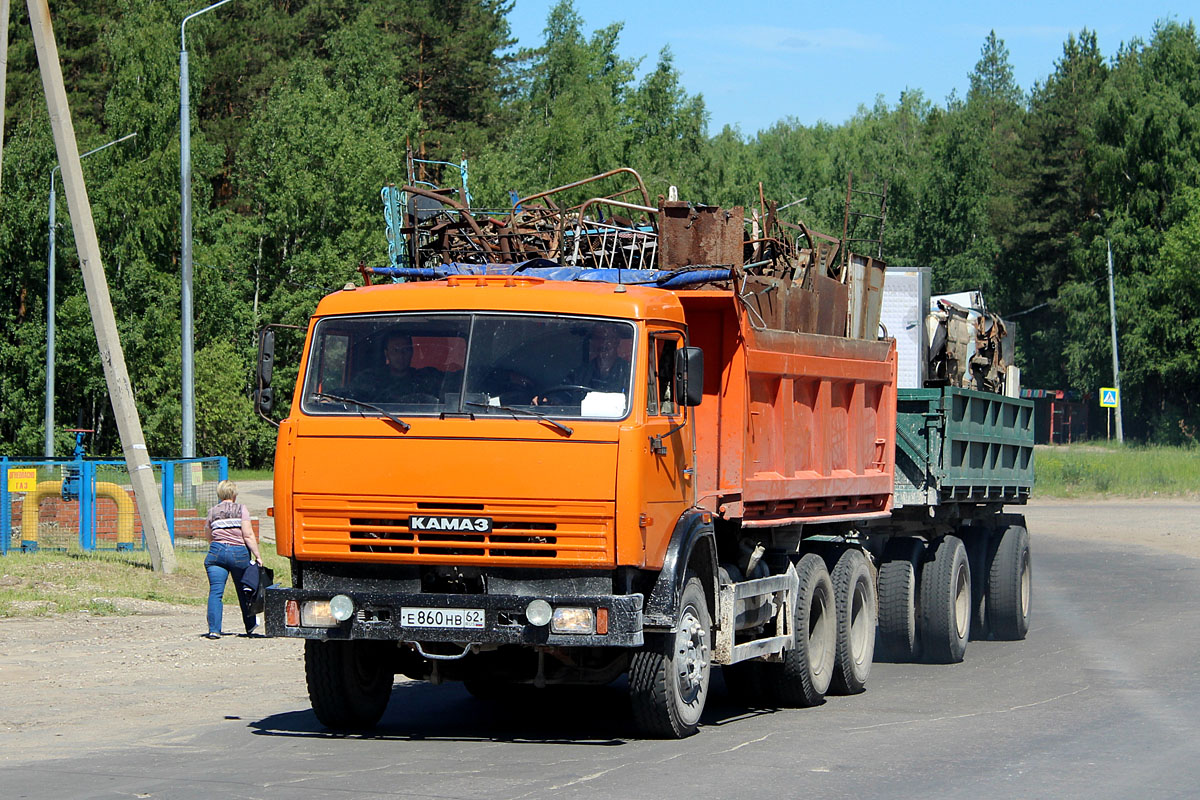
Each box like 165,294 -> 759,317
399,607 -> 485,629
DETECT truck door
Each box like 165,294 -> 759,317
642,331 -> 691,562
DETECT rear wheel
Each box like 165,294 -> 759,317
876,538 -> 922,662
760,553 -> 836,707
630,575 -> 711,738
829,549 -> 877,694
305,640 -> 394,729
920,535 -> 971,663
988,523 -> 1032,640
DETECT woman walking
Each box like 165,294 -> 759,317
203,480 -> 262,639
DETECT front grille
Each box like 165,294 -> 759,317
348,517 -> 558,558
296,496 -> 614,567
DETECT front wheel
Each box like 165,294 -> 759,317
630,575 -> 711,738
305,640 -> 394,730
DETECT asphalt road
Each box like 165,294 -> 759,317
4,501 -> 1200,799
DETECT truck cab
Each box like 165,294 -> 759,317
267,275 -> 710,726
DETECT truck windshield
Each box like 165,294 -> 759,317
300,313 -> 635,420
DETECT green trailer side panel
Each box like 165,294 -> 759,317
893,387 -> 1035,507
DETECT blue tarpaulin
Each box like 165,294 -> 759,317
369,260 -> 735,289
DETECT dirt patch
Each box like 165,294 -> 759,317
0,607 -> 309,765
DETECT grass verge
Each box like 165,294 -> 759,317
1035,443 -> 1200,498
0,542 -> 290,618
228,467 -> 275,482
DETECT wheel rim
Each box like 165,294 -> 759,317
1019,550 -> 1031,617
675,602 -> 710,708
849,579 -> 870,664
809,587 -> 833,674
953,563 -> 970,640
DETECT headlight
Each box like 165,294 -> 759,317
551,607 -> 595,634
525,599 -> 552,626
301,596 -> 355,628
330,594 -> 355,622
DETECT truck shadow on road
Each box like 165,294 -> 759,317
249,674 -> 781,745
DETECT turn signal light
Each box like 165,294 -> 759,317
284,599 -> 300,627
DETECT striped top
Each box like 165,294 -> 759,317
206,500 -> 250,545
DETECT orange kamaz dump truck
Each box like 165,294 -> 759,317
259,175 -> 1033,737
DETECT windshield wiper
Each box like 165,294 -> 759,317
464,401 -> 573,436
313,392 -> 410,433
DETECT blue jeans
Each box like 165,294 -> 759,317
204,541 -> 256,635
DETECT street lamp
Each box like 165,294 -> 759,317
1093,212 -> 1124,444
45,132 -> 137,457
180,0 -> 233,459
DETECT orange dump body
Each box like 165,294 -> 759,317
680,290 -> 897,530
274,276 -> 897,577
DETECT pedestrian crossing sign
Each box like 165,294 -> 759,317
1100,387 -> 1119,408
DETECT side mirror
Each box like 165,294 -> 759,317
675,347 -> 704,407
257,328 -> 276,387
255,387 -> 274,415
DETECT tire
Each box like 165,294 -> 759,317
829,549 -> 877,694
920,535 -> 971,664
305,640 -> 394,730
630,575 -> 712,738
760,553 -> 836,707
876,538 -> 922,662
988,523 -> 1032,640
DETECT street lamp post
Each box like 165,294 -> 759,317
44,132 -> 137,457
180,0 -> 233,459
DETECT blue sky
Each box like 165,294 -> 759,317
506,1 -> 1195,134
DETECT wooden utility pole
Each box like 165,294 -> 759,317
27,0 -> 176,573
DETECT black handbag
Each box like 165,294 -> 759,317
238,563 -> 274,615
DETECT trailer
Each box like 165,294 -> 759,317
257,169 -> 1034,738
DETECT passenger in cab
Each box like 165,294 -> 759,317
349,331 -> 442,402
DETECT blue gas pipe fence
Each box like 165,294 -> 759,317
1,453 -> 228,555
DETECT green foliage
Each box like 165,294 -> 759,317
3,6 -> 1200,464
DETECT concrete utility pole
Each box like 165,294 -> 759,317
1104,238 -> 1125,444
27,0 -> 176,573
1093,212 -> 1124,444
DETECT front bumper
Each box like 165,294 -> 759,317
264,586 -> 645,648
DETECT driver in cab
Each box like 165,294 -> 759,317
569,325 -> 630,393
534,325 -> 631,409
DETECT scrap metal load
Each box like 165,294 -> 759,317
926,290 -> 1016,395
372,166 -> 887,341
